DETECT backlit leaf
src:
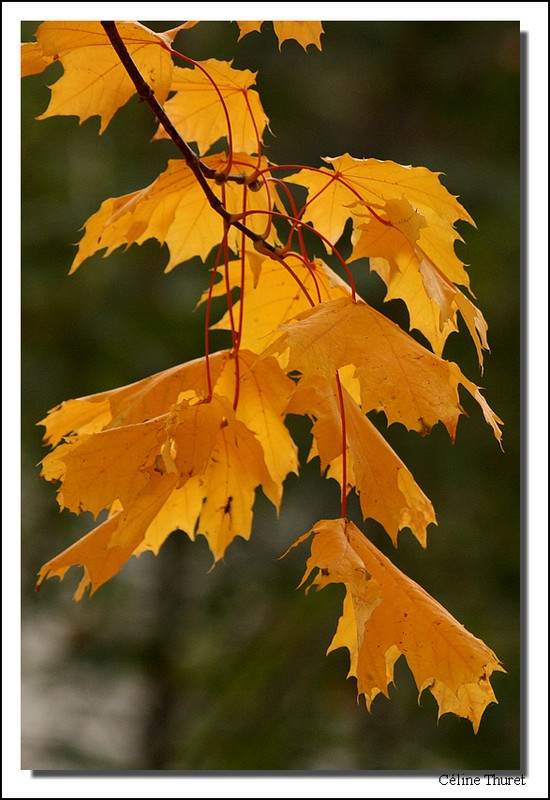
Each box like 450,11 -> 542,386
37,349 -> 298,588
272,22 -> 324,51
40,416 -> 172,517
70,154 -> 274,272
288,154 -> 473,290
25,19 -> 505,733
21,41 -> 54,77
288,377 -> 436,545
236,21 -> 324,51
214,352 -> 299,507
37,472 -> 178,600
29,21 -> 176,133
154,60 -> 268,155
39,352 -> 228,446
288,519 -> 504,732
207,254 -> 350,353
350,198 -> 488,362
266,296 -> 502,442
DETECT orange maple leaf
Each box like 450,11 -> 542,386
287,155 -> 477,354
288,155 -> 474,288
21,41 -> 55,76
40,416 -> 172,517
288,378 -> 436,546
206,254 -> 351,353
153,59 -> 268,156
287,519 -> 504,732
24,21 -> 185,132
70,153 -> 275,272
37,472 -> 179,601
39,351 -> 225,446
37,349 -> 298,596
265,296 -> 502,442
349,197 -> 489,362
236,21 -> 324,51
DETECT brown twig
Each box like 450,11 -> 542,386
100,21 -> 279,255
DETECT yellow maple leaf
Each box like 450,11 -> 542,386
37,472 -> 179,600
37,349 -> 300,592
289,377 -> 436,545
288,518 -> 504,731
272,22 -> 324,51
193,403 -> 277,560
21,41 -> 54,77
38,393 -> 278,589
206,254 -> 351,353
170,397 -> 227,481
25,18 -> 507,738
236,21 -> 324,51
135,426 -> 277,563
23,21 -> 182,133
214,351 -> 298,508
266,296 -> 502,442
40,416 -> 172,517
133,390 -> 280,563
39,351 -> 228,446
153,60 -> 268,156
350,198 -> 488,362
70,153 -> 274,272
236,21 -> 264,40
287,154 -> 473,291
133,475 -> 205,557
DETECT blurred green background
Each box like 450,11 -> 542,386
21,21 -> 520,770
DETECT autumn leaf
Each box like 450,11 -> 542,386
287,518 -> 504,731
21,41 -> 54,77
39,351 -> 228,446
132,475 -> 205,558
136,391 -> 280,564
37,472 -> 179,600
290,155 -> 472,255
70,153 -> 275,273
153,60 -> 268,156
236,22 -> 264,41
24,21 -> 184,133
236,21 -> 324,51
39,395 -> 276,590
191,400 -> 277,561
40,416 -> 173,517
349,197 -> 489,361
286,154 -> 474,330
266,296 -> 502,442
214,352 -> 299,507
289,377 -> 436,546
37,349 -> 299,594
205,254 -> 351,353
272,22 -> 324,51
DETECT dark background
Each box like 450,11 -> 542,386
21,20 -> 520,770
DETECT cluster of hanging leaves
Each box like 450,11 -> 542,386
22,20 -> 504,732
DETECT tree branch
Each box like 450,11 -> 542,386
100,21 -> 278,254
